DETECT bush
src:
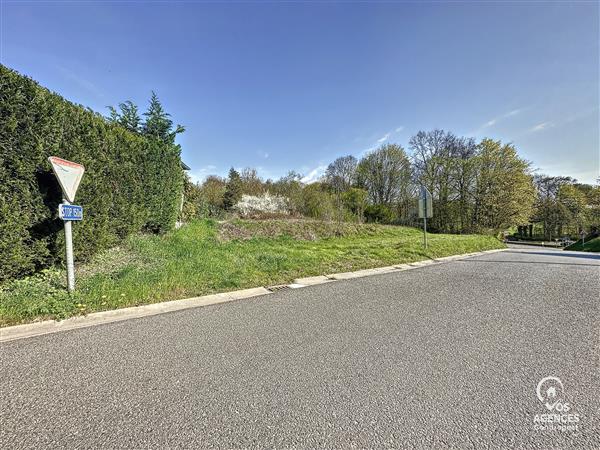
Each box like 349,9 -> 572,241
0,65 -> 184,281
301,183 -> 337,220
234,193 -> 289,218
364,204 -> 395,223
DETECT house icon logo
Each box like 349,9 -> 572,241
536,376 -> 566,411
532,376 -> 580,432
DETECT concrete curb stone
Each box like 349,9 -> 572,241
0,248 -> 507,343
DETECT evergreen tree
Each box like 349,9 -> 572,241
223,168 -> 243,210
106,105 -> 119,123
118,100 -> 141,133
142,91 -> 184,144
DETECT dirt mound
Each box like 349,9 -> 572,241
217,219 -> 382,242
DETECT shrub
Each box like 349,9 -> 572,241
364,204 -> 395,223
342,188 -> 368,222
301,183 -> 337,220
234,193 -> 289,218
0,65 -> 184,281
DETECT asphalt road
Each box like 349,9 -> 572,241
1,247 -> 599,449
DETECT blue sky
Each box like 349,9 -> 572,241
2,1 -> 598,184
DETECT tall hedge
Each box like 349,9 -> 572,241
0,65 -> 184,281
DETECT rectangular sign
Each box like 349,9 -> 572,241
59,204 -> 83,221
418,187 -> 433,218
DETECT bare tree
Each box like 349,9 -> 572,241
325,155 -> 358,193
240,168 -> 265,196
409,130 -> 477,232
357,144 -> 412,206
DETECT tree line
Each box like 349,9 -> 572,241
183,129 -> 599,237
104,95 -> 598,239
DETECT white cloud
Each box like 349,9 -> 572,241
376,133 -> 390,144
298,124 -> 405,185
470,108 -> 523,135
189,165 -> 218,183
529,122 -> 553,132
356,126 -> 404,156
301,165 -> 327,184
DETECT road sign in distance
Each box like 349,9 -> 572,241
418,187 -> 433,218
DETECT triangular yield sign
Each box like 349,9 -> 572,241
48,156 -> 85,203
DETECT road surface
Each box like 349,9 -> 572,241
1,247 -> 599,448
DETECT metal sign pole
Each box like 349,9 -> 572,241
423,194 -> 428,249
48,157 -> 84,293
63,199 -> 76,292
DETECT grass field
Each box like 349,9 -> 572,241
564,235 -> 600,252
0,219 -> 504,326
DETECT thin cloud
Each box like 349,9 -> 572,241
564,106 -> 599,124
471,108 -> 523,135
356,126 -> 403,155
525,107 -> 597,135
302,125 -> 405,185
56,65 -> 104,98
301,165 -> 327,184
483,108 -> 522,128
189,165 -> 218,183
376,133 -> 390,144
529,122 -> 553,132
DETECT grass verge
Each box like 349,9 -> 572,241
0,219 -> 504,326
564,236 -> 600,252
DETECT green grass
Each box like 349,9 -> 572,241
0,219 -> 504,326
564,236 -> 600,252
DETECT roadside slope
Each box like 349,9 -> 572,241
0,219 -> 503,325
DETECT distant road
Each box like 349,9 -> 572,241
504,240 -> 564,248
1,247 -> 599,448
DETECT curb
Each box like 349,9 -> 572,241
0,248 -> 506,343
0,287 -> 270,343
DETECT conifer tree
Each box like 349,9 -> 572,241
142,91 -> 184,144
223,168 -> 243,210
118,100 -> 141,133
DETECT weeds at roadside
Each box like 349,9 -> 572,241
0,219 -> 504,326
